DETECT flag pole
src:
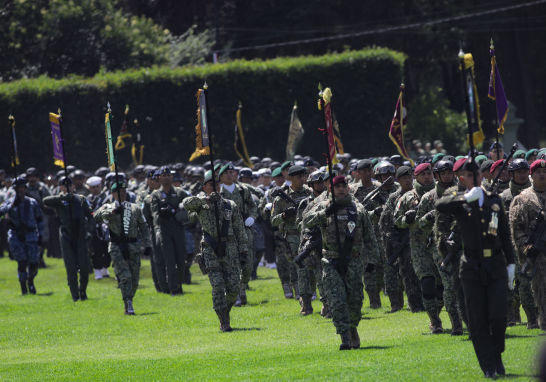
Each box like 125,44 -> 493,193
491,39 -> 500,160
8,114 -> 18,182
203,82 -> 221,249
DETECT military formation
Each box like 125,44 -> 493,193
3,142 -> 546,378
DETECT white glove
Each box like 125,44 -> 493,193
464,187 -> 483,203
265,203 -> 272,211
507,264 -> 515,290
244,217 -> 255,227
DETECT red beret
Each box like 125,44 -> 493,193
453,158 -> 467,172
530,159 -> 546,174
490,159 -> 505,174
332,175 -> 347,186
414,163 -> 432,176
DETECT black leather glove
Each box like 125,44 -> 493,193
283,206 -> 297,219
391,241 -> 404,253
325,203 -> 339,216
365,263 -> 375,273
113,205 -> 123,215
37,236 -> 43,246
424,210 -> 435,222
527,246 -> 540,259
144,247 -> 152,257
444,238 -> 460,254
373,206 -> 383,217
404,210 -> 417,224
207,192 -> 220,203
240,252 -> 248,266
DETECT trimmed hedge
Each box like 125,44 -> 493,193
0,48 -> 405,172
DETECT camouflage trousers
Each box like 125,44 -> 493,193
111,246 -> 141,301
241,226 -> 255,285
433,248 -> 459,318
298,265 -> 317,297
410,239 -> 443,312
508,260 -> 535,310
322,257 -> 364,334
312,258 -> 326,303
274,237 -> 298,287
204,246 -> 241,310
395,243 -> 423,310
530,256 -> 546,330
363,242 -> 385,295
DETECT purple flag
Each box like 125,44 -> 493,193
488,49 -> 508,134
49,113 -> 65,167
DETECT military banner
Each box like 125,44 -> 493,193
131,116 -> 144,166
462,53 -> 485,146
488,42 -> 509,134
320,88 -> 339,165
332,111 -> 345,155
189,89 -> 211,162
115,105 -> 132,150
49,112 -> 65,168
105,108 -> 116,170
286,103 -> 304,161
388,85 -> 414,167
234,104 -> 254,168
9,115 -> 20,166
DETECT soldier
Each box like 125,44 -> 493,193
218,163 -> 257,306
380,166 -> 424,312
394,163 -> 443,333
480,160 -> 495,190
25,167 -> 52,268
183,172 -> 249,331
43,177 -> 95,301
271,165 -> 314,312
72,170 -> 90,197
0,177 -> 44,295
150,166 -> 190,296
526,149 -> 539,166
86,176 -> 111,280
416,160 -> 464,336
128,165 -> 146,192
304,175 -> 380,349
489,159 -> 510,194
94,181 -> 152,315
489,143 -> 505,161
436,158 -> 515,378
280,161 -> 293,184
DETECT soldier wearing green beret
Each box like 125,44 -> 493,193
431,153 -> 446,165
525,149 -> 538,165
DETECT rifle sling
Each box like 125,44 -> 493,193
203,201 -> 231,257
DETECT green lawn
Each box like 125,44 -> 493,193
0,256 -> 542,381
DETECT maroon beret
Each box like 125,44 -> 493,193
453,158 -> 467,172
490,159 -> 505,174
332,175 -> 347,186
530,159 -> 546,175
414,163 -> 432,176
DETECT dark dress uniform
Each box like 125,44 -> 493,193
436,186 -> 514,377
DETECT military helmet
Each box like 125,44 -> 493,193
433,160 -> 454,173
508,158 -> 530,172
239,168 -> 253,178
308,170 -> 326,183
374,161 -> 396,175
72,170 -> 85,179
132,165 -> 145,174
12,177 -> 27,189
26,167 -> 39,177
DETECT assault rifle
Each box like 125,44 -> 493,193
439,232 -> 459,275
487,143 -> 517,193
387,228 -> 410,270
521,208 -> 545,280
294,226 -> 322,269
270,186 -> 298,206
361,176 -> 393,209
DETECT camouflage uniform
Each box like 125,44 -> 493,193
501,180 -> 537,326
43,192 -> 95,300
94,201 -> 152,301
271,185 -> 313,299
510,186 -> 546,329
183,195 -> 248,312
304,194 -> 380,338
418,182 -> 463,331
150,185 -> 190,293
380,189 -> 423,311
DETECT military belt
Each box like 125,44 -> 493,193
323,249 -> 359,258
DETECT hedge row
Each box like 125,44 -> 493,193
0,48 -> 405,173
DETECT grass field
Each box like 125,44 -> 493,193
0,256 -> 543,381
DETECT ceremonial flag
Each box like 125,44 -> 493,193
388,85 -> 414,167
286,103 -> 304,161
462,53 -> 485,146
189,89 -> 211,162
234,104 -> 254,168
105,108 -> 116,170
320,88 -> 340,166
49,112 -> 65,168
9,115 -> 19,166
131,117 -> 144,166
332,111 -> 345,155
488,46 -> 509,134
115,105 -> 132,150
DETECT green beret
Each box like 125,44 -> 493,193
271,168 -> 283,177
280,161 -> 293,171
455,156 -> 465,161
526,149 -> 539,161
371,158 -> 379,167
475,155 -> 488,166
431,153 -> 446,164
204,171 -> 219,184
111,182 -> 127,193
288,165 -> 305,176
357,159 -> 373,170
480,160 -> 494,173
218,163 -> 235,176
214,163 -> 223,171
513,150 -> 526,160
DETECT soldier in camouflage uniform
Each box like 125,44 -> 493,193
500,158 -> 538,328
380,166 -> 424,312
510,159 -> 546,330
271,166 -> 314,312
479,160 -> 494,190
44,177 -> 95,301
489,159 -> 510,194
219,163 -> 257,306
417,160 -> 463,335
394,163 -> 444,333
183,171 -> 249,332
94,182 -> 152,315
304,175 -> 380,350
0,177 -> 44,295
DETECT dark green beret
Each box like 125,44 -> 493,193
204,170 -> 219,184
280,161 -> 293,171
111,182 -> 127,193
455,156 -> 465,161
271,168 -> 283,177
513,150 -> 526,160
475,155 -> 488,166
526,149 -> 539,161
218,163 -> 235,176
431,153 -> 446,164
288,165 -> 305,176
214,163 -> 223,171
396,166 -> 412,178
357,159 -> 373,170
480,160 -> 494,173
371,158 -> 379,167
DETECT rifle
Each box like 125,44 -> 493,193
520,208 -> 545,280
387,228 -> 410,270
487,143 -> 518,193
362,176 -> 393,209
294,226 -> 322,269
270,186 -> 298,206
440,232 -> 459,275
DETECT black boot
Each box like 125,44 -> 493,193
183,265 -> 192,285
427,307 -> 443,334
339,331 -> 352,350
20,280 -> 28,295
251,259 -> 259,281
28,278 -> 37,295
496,352 -> 505,376
448,312 -> 463,336
215,308 -> 233,332
524,306 -> 540,329
79,289 -> 88,301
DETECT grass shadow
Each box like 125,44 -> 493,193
503,373 -> 537,379
361,316 -> 382,320
256,277 -> 275,281
37,292 -> 54,296
505,333 -> 542,339
232,327 -> 262,331
358,346 -> 394,350
139,312 -> 158,316
247,300 -> 270,306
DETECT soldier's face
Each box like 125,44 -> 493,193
240,176 -> 252,184
292,174 -> 305,188
74,177 -> 84,187
461,170 -> 482,189
203,181 -> 220,195
490,149 -> 504,161
527,156 -> 536,165
220,170 -> 235,185
313,180 -> 325,193
398,175 -> 413,191
532,168 -> 546,189
272,175 -> 284,186
89,184 -> 101,196
416,170 -> 433,186
61,184 -> 75,194
172,180 -> 181,187
436,170 -> 453,184
260,175 -> 271,186
28,175 -> 38,186
377,173 -> 395,184
357,168 -> 372,183
333,182 -> 349,198
512,169 -> 529,185
113,188 -> 127,203
17,186 -> 25,197
492,167 -> 509,182
160,173 -> 172,186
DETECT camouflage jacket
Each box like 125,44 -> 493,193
394,181 -> 435,239
349,180 -> 381,202
94,201 -> 152,248
379,188 -> 403,243
271,185 -> 312,234
434,184 -> 465,259
220,182 -> 257,222
500,179 -> 531,219
510,187 -> 546,264
417,182 -> 452,236
183,195 -> 249,255
0,196 -> 44,238
303,195 -> 380,263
